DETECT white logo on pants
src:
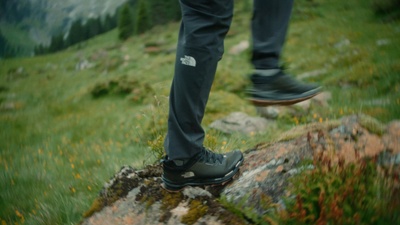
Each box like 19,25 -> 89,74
180,55 -> 196,67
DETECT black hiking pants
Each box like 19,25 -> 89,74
165,0 -> 294,160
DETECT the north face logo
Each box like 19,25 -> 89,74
181,171 -> 195,178
180,55 -> 196,67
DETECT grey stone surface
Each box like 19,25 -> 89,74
209,112 -> 272,135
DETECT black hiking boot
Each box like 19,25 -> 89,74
248,70 -> 321,106
162,148 -> 244,191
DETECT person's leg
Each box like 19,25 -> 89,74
251,0 -> 294,69
162,0 -> 243,191
165,0 -> 234,160
249,0 -> 321,106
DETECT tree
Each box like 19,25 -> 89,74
102,13 -> 117,33
49,33 -> 65,52
85,17 -> 103,39
148,0 -> 181,26
34,44 -> 48,56
118,3 -> 135,40
0,30 -> 7,57
135,0 -> 152,34
66,19 -> 84,46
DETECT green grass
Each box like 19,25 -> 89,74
0,0 -> 399,224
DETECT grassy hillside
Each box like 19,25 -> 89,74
0,0 -> 399,224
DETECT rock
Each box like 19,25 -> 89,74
383,121 -> 400,154
255,92 -> 332,117
255,106 -> 280,119
257,92 -> 331,118
312,91 -> 332,106
334,38 -> 350,49
209,112 -> 272,135
81,115 -> 400,225
82,166 -> 246,225
292,91 -> 332,111
6,67 -> 29,81
76,59 -> 94,70
0,101 -> 23,111
293,99 -> 312,111
376,39 -> 390,46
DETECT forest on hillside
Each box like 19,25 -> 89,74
0,0 -> 124,58
0,0 -> 181,58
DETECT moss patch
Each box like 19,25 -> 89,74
357,113 -> 386,136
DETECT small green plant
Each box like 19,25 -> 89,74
219,194 -> 272,225
147,134 -> 165,160
90,75 -> 154,103
141,96 -> 169,160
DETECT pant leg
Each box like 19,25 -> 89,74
251,0 -> 294,69
164,0 -> 234,160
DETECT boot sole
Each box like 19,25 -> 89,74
161,158 -> 244,192
161,179 -> 233,192
249,92 -> 320,106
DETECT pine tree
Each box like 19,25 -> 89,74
49,34 -> 65,52
85,17 -> 102,39
102,14 -> 117,33
135,0 -> 152,34
67,19 -> 84,46
118,3 -> 135,40
148,0 -> 180,26
34,44 -> 47,56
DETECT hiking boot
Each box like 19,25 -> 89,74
162,148 -> 244,191
248,70 -> 321,106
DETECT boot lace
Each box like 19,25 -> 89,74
200,148 -> 224,164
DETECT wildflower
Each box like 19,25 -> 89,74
293,116 -> 299,125
15,210 -> 24,223
74,173 -> 81,179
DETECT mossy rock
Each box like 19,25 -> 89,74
90,75 -> 154,104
